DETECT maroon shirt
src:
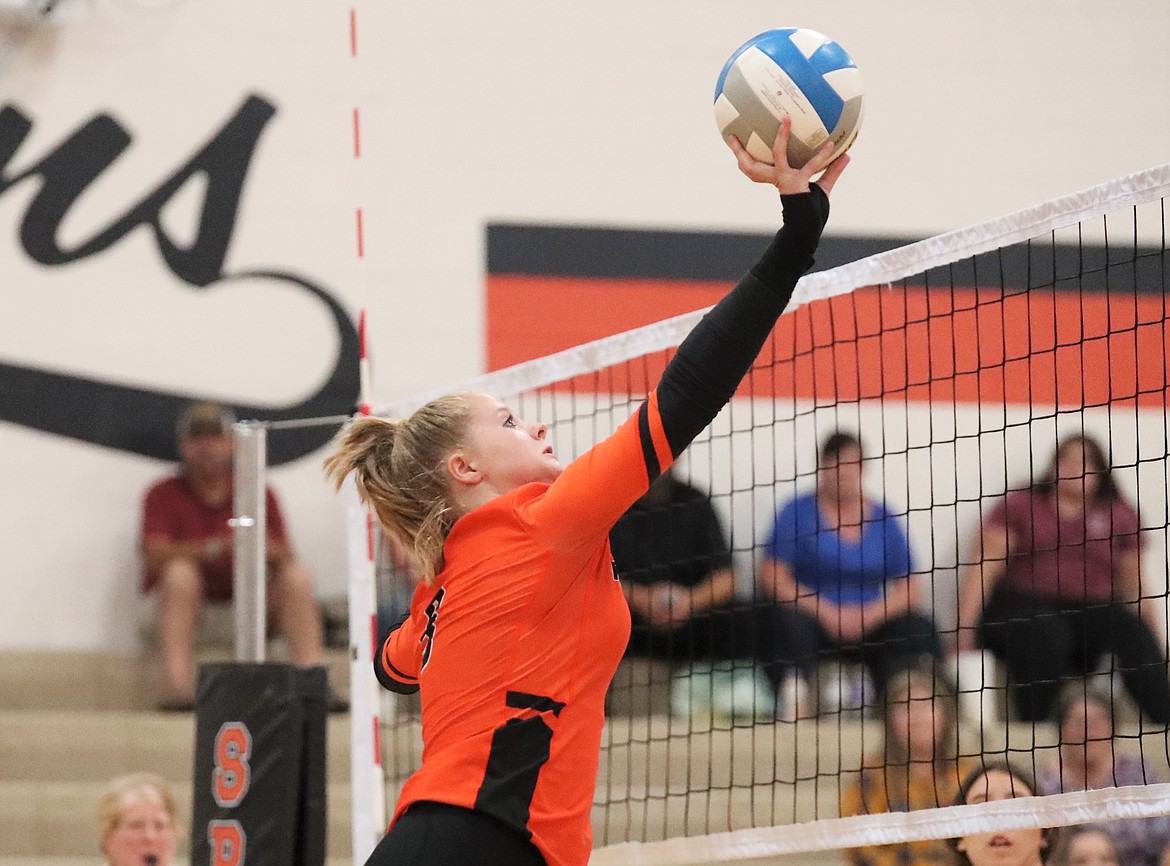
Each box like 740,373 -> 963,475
988,489 -> 1141,602
141,475 -> 288,601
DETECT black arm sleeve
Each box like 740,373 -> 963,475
655,185 -> 830,457
373,612 -> 421,695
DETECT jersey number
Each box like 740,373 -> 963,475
419,587 -> 445,671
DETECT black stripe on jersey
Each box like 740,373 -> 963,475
374,614 -> 421,695
386,658 -> 418,684
636,402 -> 661,482
505,691 -> 566,717
376,662 -> 420,695
474,691 -> 566,839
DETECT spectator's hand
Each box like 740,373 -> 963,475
664,585 -> 694,629
202,535 -> 229,563
835,606 -> 866,644
728,115 -> 850,197
647,583 -> 688,629
648,584 -> 674,628
624,584 -> 656,620
813,602 -> 840,642
953,627 -> 978,655
813,598 -> 862,642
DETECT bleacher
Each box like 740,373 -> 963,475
10,648 -> 1166,866
0,649 -> 841,866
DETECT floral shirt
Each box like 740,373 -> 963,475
840,758 -> 976,866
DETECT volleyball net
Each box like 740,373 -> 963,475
356,163 -> 1170,864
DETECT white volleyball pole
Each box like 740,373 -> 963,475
343,6 -> 388,862
346,478 -> 386,864
347,309 -> 387,866
231,421 -> 268,663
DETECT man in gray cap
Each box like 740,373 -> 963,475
140,402 -> 333,710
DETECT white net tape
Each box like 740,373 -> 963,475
590,783 -> 1170,864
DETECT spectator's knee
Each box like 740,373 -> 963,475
158,557 -> 203,600
272,559 -> 314,600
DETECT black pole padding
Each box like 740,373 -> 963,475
190,663 -> 328,866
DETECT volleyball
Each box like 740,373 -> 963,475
714,28 -> 864,169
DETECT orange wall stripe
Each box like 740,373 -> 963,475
487,276 -> 1168,407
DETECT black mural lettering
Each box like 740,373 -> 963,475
1,95 -> 275,286
0,96 -> 359,464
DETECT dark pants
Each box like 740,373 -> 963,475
627,603 -> 772,664
367,802 -> 546,866
979,588 -> 1170,723
769,605 -> 941,696
627,602 -> 789,691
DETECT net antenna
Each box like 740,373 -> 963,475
363,162 -> 1170,865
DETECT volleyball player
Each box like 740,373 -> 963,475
324,116 -> 849,866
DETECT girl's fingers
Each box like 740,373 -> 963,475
771,115 -> 794,168
730,136 -> 773,183
815,153 -> 851,196
802,139 -> 837,178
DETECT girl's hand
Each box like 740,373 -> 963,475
727,115 -> 850,197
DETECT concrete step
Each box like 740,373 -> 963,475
0,709 -> 352,784
1,709 -> 890,789
8,646 -> 1164,866
0,779 -> 352,858
1,708 -> 865,859
0,776 -> 849,860
0,651 -> 149,712
0,649 -> 350,712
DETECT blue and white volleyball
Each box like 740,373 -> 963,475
715,28 -> 863,168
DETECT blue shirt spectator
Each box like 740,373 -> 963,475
765,490 -> 914,607
758,430 -> 940,707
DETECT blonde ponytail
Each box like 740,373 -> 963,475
323,393 -> 476,581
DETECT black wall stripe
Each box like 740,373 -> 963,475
487,224 -> 905,282
486,223 -> 1167,295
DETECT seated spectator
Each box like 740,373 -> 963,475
949,761 -> 1057,866
758,431 -> 940,709
141,402 -> 328,710
1051,826 -> 1120,866
955,432 -> 1170,723
610,470 -> 782,696
841,664 -> 974,866
97,772 -> 178,866
1037,689 -> 1170,866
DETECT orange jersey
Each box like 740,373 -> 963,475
377,394 -> 674,866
